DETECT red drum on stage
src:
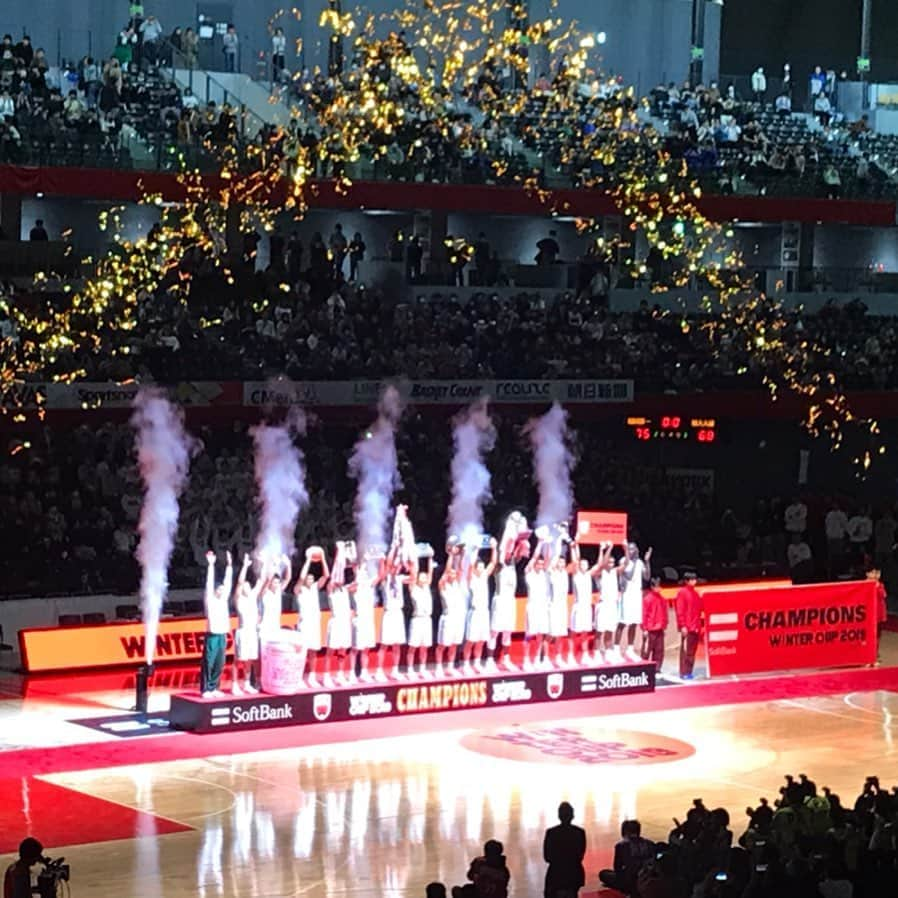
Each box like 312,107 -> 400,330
261,635 -> 305,695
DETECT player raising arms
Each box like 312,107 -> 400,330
201,550 -> 233,699
232,552 -> 264,695
324,542 -> 354,687
595,543 -> 625,664
349,553 -> 384,683
523,540 -> 551,671
489,512 -> 530,671
548,543 -> 572,668
293,547 -> 329,688
258,553 -> 291,646
569,541 -> 601,667
376,544 -> 409,682
406,552 -> 435,678
435,561 -> 466,678
462,537 -> 498,675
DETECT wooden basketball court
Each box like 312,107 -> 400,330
1,639 -> 897,898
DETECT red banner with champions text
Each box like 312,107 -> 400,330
704,580 -> 877,677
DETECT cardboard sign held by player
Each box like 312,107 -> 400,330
576,510 -> 628,546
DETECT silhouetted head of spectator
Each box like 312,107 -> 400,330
18,837 -> 43,864
426,883 -> 447,898
621,819 -> 642,839
451,886 -> 476,898
483,839 -> 503,860
558,801 -> 574,824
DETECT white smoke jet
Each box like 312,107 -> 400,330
447,399 -> 495,547
524,402 -> 576,528
132,389 -> 197,665
348,385 -> 403,558
251,408 -> 309,565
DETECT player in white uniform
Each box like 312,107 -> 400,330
258,554 -> 292,694
595,543 -> 625,664
325,575 -> 353,687
462,538 -> 497,675
232,552 -> 264,694
548,553 -> 571,667
435,563 -> 465,678
617,542 -> 653,662
569,542 -> 601,667
487,511 -> 531,671
200,550 -> 233,698
258,554 -> 290,643
375,549 -> 408,682
523,545 -> 551,670
406,555 -> 434,678
349,555 -> 383,683
490,561 -> 519,670
293,548 -> 329,688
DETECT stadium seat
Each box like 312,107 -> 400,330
183,600 -> 204,616
83,612 -> 107,624
115,604 -> 141,621
58,614 -> 83,627
163,600 -> 186,616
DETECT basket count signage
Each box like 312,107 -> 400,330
242,379 -> 635,407
168,663 -> 656,733
14,379 -> 634,412
705,580 -> 877,677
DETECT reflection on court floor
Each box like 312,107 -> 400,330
6,691 -> 890,898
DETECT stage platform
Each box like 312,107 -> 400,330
169,661 -> 656,733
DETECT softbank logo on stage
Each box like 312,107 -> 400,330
580,672 -> 651,693
707,612 -> 740,656
594,671 -> 650,690
211,703 -> 295,726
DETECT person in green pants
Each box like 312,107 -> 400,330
201,550 -> 233,698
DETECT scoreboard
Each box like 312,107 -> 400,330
626,415 -> 717,443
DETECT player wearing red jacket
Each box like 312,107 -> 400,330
641,576 -> 668,670
674,572 -> 703,679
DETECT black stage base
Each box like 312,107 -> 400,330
169,662 -> 656,734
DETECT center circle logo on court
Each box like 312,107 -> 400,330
460,725 -> 695,766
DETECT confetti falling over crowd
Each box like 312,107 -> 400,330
0,0 -> 884,466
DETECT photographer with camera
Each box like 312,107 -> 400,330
4,838 -> 43,898
3,838 -> 69,898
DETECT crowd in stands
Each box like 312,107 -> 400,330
4,12 -> 898,203
0,414 -> 704,596
2,398 -> 895,598
424,771 -> 898,897
652,74 -> 898,201
593,771 -> 898,897
0,27 -> 185,168
5,227 -> 898,393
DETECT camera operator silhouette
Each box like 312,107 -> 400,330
4,838 -> 43,898
3,838 -> 69,898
